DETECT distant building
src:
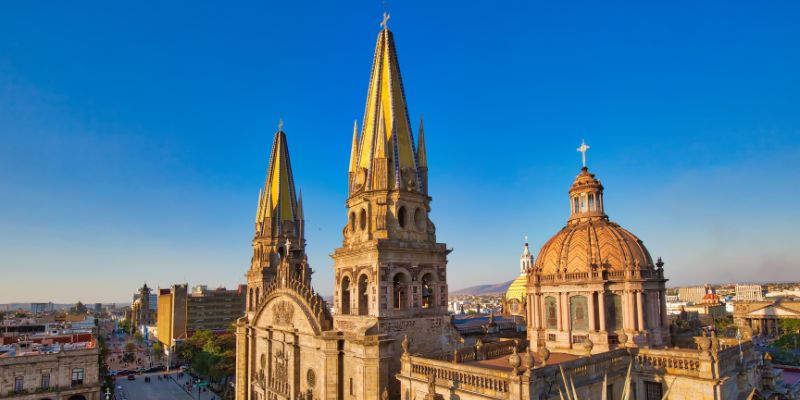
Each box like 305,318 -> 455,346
156,283 -> 245,361
502,239 -> 532,318
733,297 -> 800,336
29,302 -> 54,314
130,283 -> 156,330
678,285 -> 708,304
0,338 -> 99,399
735,284 -> 765,301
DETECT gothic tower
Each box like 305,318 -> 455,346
331,18 -> 456,398
246,126 -> 307,318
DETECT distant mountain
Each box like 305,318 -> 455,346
451,280 -> 514,296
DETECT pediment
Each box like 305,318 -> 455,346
747,305 -> 800,317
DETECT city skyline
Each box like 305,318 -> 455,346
2,1 -> 800,303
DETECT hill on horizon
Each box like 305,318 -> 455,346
451,280 -> 514,296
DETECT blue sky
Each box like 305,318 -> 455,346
1,1 -> 799,303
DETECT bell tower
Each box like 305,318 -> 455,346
246,125 -> 307,318
331,17 -> 456,398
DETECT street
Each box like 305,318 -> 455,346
115,371 -> 219,400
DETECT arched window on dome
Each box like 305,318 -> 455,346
605,294 -> 623,331
588,193 -> 595,212
570,296 -> 589,331
545,296 -> 558,330
573,197 -> 579,214
580,194 -> 587,212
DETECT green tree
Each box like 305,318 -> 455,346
71,301 -> 88,314
779,319 -> 800,335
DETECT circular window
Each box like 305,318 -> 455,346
260,354 -> 266,369
306,368 -> 316,388
397,206 -> 407,228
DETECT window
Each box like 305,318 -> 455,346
588,193 -> 595,211
580,194 -> 587,212
397,206 -> 407,228
547,333 -> 557,341
41,372 -> 50,389
357,274 -> 369,316
645,381 -> 663,400
606,294 -> 623,331
606,384 -> 614,399
573,197 -> 579,214
349,378 -> 354,395
349,212 -> 356,232
545,296 -> 558,329
570,296 -> 589,331
72,367 -> 85,386
340,277 -> 351,315
393,273 -> 408,310
420,273 -> 434,309
359,209 -> 367,230
14,376 -> 23,392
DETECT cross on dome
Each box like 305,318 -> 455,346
577,139 -> 590,168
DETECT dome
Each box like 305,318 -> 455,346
505,274 -> 528,302
534,219 -> 654,274
534,167 -> 654,275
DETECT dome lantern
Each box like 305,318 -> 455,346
568,167 -> 606,223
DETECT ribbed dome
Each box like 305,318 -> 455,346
534,167 -> 654,275
505,274 -> 528,302
534,219 -> 653,274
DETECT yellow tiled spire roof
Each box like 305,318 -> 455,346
255,128 -> 301,239
353,26 -> 421,192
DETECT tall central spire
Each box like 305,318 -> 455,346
254,127 -> 303,245
350,25 -> 422,193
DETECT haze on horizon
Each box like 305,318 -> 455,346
1,2 -> 799,304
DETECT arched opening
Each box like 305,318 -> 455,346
397,206 -> 407,228
420,272 -> 434,309
392,273 -> 409,310
249,288 -> 253,311
359,209 -> 367,231
255,288 -> 260,308
545,296 -> 558,330
357,274 -> 369,315
606,294 -> 623,331
349,212 -> 356,232
414,208 -> 425,230
277,246 -> 286,259
340,277 -> 351,315
570,296 -> 589,331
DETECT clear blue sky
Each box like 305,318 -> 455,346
1,2 -> 799,303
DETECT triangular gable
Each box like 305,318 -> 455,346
747,305 -> 800,317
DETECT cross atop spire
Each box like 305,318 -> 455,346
278,118 -> 284,132
577,139 -> 590,168
380,11 -> 390,30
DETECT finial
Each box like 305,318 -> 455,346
278,118 -> 284,132
380,11 -> 390,30
577,139 -> 590,168
524,235 -> 528,244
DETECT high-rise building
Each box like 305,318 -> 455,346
156,284 -> 245,360
735,284 -> 765,301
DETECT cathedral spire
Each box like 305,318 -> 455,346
352,23 -> 420,193
348,119 -> 359,174
417,116 -> 427,168
255,125 -> 302,241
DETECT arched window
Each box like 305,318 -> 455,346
397,206 -> 407,229
573,197 -> 579,214
249,288 -> 253,311
588,193 -> 595,211
606,294 -> 623,331
357,274 -> 369,316
359,209 -> 367,231
392,273 -> 408,310
420,273 -> 434,309
580,194 -> 587,212
349,212 -> 356,232
545,296 -> 558,329
255,288 -> 260,308
570,296 -> 588,331
341,277 -> 351,315
278,246 -> 286,259
414,208 -> 425,230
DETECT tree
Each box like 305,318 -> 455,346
779,319 -> 800,335
125,341 -> 136,354
153,341 -> 164,355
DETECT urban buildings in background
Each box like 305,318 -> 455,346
232,19 -> 798,400
0,310 -> 101,399
155,284 -> 245,364
129,283 -> 156,335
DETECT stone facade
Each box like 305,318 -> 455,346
733,298 -> 800,337
0,343 -> 100,400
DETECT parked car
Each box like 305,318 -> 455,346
127,375 -> 135,381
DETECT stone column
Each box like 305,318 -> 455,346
636,291 -> 645,331
660,289 -> 669,327
563,292 -> 572,332
623,291 -> 633,331
598,292 -> 606,332
588,292 -> 597,332
532,294 -> 540,329
556,293 -> 563,331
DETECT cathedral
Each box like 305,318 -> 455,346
235,15 -> 794,400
